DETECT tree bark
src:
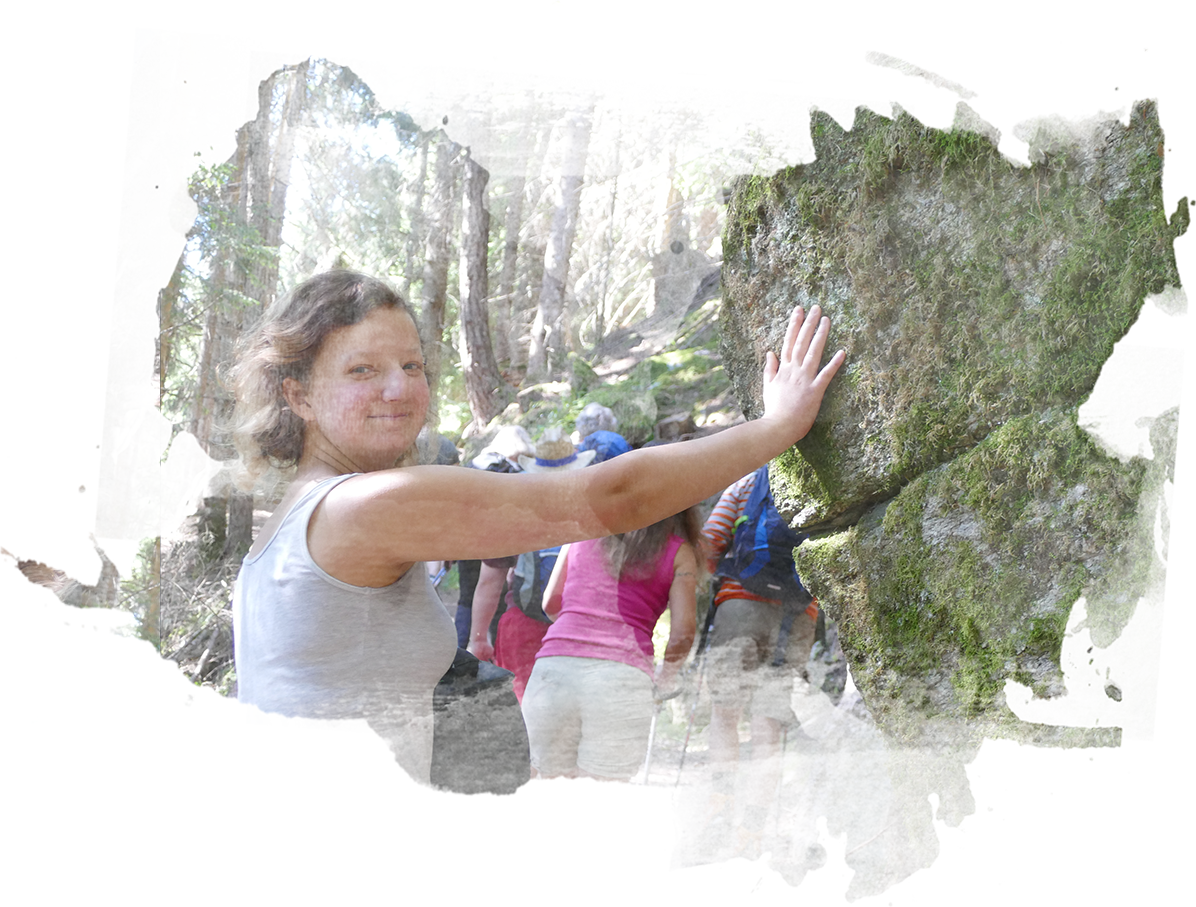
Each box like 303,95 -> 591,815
492,0 -> 547,368
242,0 -> 282,301
419,133 -> 460,430
527,108 -> 592,380
458,152 -> 510,430
159,684 -> 238,828
401,138 -> 429,301
741,0 -> 789,126
261,0 -> 318,284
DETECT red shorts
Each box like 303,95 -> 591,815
494,607 -> 550,703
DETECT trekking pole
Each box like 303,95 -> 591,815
675,591 -> 719,785
626,689 -> 684,907
775,722 -> 784,837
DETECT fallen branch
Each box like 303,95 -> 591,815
161,684 -> 240,828
798,818 -> 899,907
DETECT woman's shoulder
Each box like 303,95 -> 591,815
245,474 -> 358,561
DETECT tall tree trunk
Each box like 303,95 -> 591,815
401,138 -> 429,301
595,131 -> 622,344
741,0 -> 789,128
492,0 -> 547,368
419,133 -> 460,431
6,622 -> 61,907
261,0 -> 318,284
163,0 -> 200,373
124,528 -> 160,907
527,108 -> 593,381
458,152 -> 510,431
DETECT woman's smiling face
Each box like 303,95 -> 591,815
286,306 -> 429,472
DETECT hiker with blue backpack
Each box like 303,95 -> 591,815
700,463 -> 817,857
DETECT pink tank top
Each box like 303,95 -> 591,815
535,535 -> 685,676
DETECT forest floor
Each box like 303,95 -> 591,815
435,603 -> 875,907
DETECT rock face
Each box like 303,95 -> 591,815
720,101 -> 1185,744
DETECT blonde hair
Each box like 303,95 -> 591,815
600,506 -> 704,580
230,270 -> 422,484
0,430 -> 103,641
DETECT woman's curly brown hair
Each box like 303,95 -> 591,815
0,430 -> 103,641
229,270 -> 422,484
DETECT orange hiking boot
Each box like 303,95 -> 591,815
731,828 -> 760,885
693,794 -> 727,856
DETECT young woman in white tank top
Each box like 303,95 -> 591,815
171,270 -> 851,907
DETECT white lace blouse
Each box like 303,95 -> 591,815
191,476 -> 456,907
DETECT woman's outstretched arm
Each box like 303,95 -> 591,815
309,304 -> 844,583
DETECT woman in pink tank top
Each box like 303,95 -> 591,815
520,508 -> 703,780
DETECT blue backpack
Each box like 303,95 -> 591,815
717,466 -> 811,603
510,546 -> 562,624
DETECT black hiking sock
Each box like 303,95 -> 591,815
736,804 -> 765,832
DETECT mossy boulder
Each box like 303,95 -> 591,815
721,101 -> 1184,743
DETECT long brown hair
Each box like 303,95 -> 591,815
599,506 -> 703,580
229,270 -> 421,482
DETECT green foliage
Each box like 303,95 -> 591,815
582,344 -> 728,445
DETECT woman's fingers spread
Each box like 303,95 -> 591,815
801,314 -> 830,368
781,305 -> 805,362
764,349 -> 780,381
791,304 -> 822,364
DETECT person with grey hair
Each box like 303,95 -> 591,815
574,402 -> 618,440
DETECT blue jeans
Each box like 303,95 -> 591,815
0,0 -> 159,69
168,875 -> 282,907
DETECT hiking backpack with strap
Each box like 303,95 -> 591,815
432,650 -> 535,842
717,465 -> 811,603
509,546 -> 562,623
719,467 -> 810,601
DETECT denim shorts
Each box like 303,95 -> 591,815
0,0 -> 157,70
167,875 -> 283,907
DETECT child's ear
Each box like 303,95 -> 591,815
282,377 -> 313,421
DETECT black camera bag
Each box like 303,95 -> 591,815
432,646 -> 535,847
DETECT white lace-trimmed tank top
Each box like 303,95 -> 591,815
0,30 -> 131,449
193,476 -> 459,907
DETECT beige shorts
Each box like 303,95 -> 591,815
521,655 -> 655,779
706,598 -> 816,722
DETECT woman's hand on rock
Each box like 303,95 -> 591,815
760,304 -> 845,443
435,808 -> 547,866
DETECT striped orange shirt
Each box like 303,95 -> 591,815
702,471 -> 819,620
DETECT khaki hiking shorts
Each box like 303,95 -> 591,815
521,655 -> 655,780
705,598 -> 816,723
